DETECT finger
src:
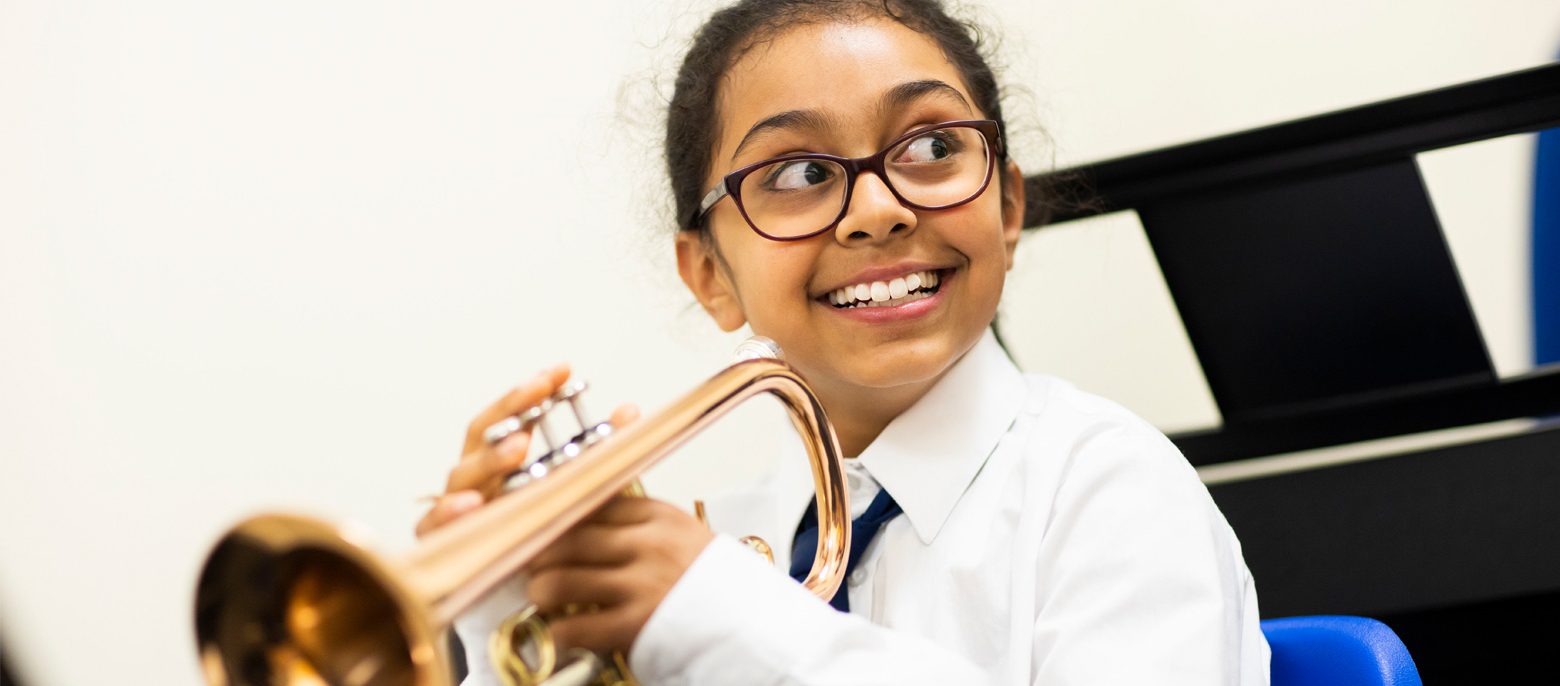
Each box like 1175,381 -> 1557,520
468,400 -> 634,490
527,523 -> 639,572
414,490 -> 484,537
448,400 -> 639,498
461,363 -> 570,451
546,603 -> 644,656
445,434 -> 531,496
608,402 -> 640,429
526,566 -> 636,614
462,363 -> 572,453
581,496 -> 673,526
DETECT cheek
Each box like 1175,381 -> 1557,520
723,247 -> 818,319
942,201 -> 1011,262
748,268 -> 811,318
940,206 -> 1012,304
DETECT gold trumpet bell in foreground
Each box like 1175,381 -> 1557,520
196,515 -> 441,686
194,347 -> 851,686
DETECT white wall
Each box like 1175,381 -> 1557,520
1,1 -> 1555,684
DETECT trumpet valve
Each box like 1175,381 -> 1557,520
497,380 -> 616,492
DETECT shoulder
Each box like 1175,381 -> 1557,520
1018,373 -> 1199,482
1011,376 -> 1270,683
1019,373 -> 1167,440
1012,373 -> 1234,548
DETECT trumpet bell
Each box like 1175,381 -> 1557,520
195,515 -> 449,686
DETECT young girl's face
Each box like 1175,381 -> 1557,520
678,17 -> 1023,402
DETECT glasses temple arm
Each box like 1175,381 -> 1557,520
693,183 -> 729,226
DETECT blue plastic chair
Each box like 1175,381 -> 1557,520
1535,120 -> 1559,366
1262,616 -> 1422,686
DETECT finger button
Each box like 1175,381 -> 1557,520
483,416 -> 523,446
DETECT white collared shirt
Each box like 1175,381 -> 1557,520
457,331 -> 1270,685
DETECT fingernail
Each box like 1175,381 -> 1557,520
494,432 -> 529,461
446,491 -> 483,513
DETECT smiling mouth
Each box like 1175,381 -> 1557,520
820,268 -> 949,309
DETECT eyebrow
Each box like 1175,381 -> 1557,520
878,79 -> 973,117
728,79 -> 974,163
730,109 -> 835,162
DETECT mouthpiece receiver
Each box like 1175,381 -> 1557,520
732,336 -> 783,362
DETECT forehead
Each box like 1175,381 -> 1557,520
713,19 -> 973,155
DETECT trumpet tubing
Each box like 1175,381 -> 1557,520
194,358 -> 850,686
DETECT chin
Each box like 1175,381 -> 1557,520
837,338 -> 964,390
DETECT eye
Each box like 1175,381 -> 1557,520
894,131 -> 961,164
762,160 -> 835,191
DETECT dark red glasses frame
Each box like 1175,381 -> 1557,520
690,119 -> 1004,241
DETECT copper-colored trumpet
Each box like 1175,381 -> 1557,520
193,352 -> 850,686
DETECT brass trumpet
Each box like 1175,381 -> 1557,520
193,347 -> 851,686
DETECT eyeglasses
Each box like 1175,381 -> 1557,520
691,119 -> 1003,241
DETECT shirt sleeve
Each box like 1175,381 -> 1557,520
1027,424 -> 1270,686
452,575 -> 532,686
629,535 -> 992,686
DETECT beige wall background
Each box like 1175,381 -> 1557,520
2,1 -> 1556,684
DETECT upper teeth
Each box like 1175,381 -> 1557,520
827,270 -> 941,306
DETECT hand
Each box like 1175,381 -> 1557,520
524,496 -> 716,655
415,363 -> 639,537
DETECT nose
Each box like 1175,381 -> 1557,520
833,171 -> 917,245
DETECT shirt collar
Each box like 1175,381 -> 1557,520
777,329 -> 1028,545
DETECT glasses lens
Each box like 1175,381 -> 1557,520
737,158 -> 848,239
885,125 -> 992,208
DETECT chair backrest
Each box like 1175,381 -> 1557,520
1263,616 -> 1422,686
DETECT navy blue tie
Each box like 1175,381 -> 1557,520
789,488 -> 903,612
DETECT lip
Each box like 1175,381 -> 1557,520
818,268 -> 954,324
813,261 -> 953,299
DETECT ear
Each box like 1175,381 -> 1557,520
998,159 -> 1026,271
675,230 -> 748,332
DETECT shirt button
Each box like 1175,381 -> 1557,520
848,568 -> 868,586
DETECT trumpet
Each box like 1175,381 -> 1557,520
193,339 -> 851,686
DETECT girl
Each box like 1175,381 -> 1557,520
418,1 -> 1270,683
